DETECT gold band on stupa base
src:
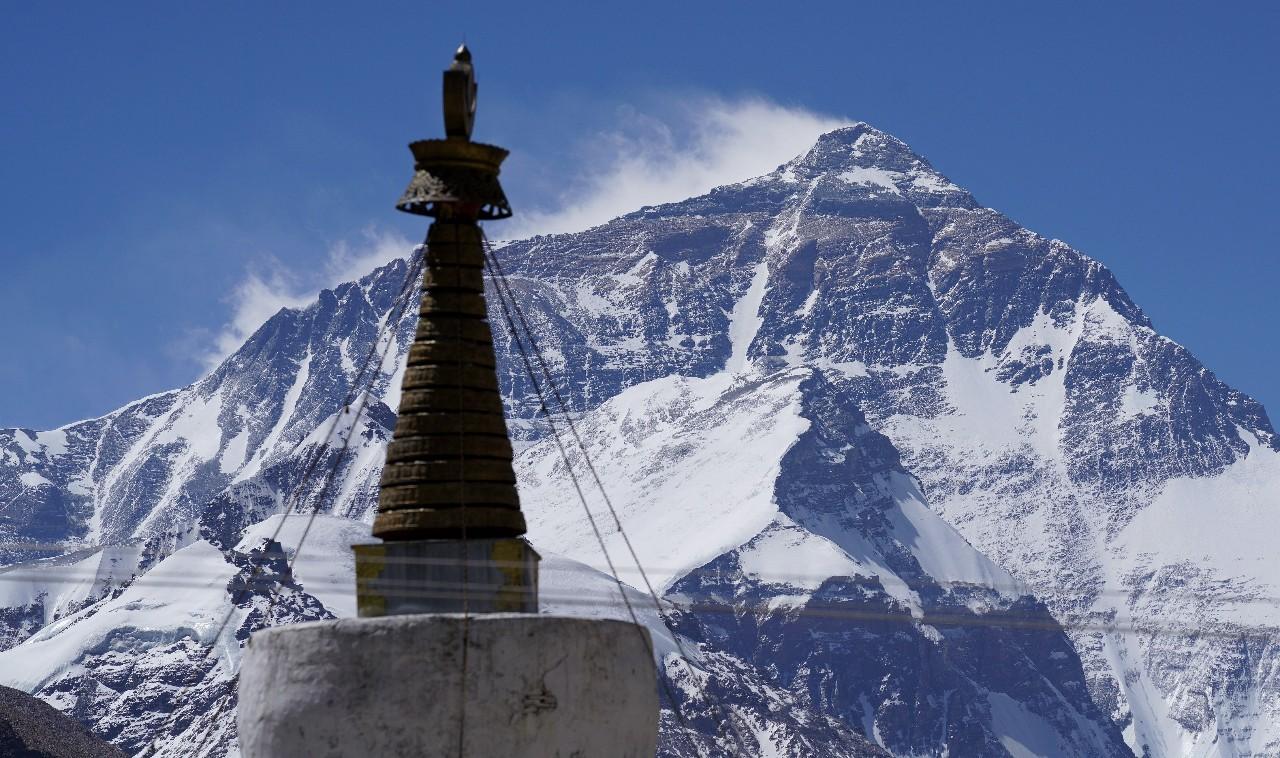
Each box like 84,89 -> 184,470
354,537 -> 539,617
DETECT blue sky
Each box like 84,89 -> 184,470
2,2 -> 1277,429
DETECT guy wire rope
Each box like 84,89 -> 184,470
286,247 -> 425,567
481,252 -> 707,755
482,239 -> 747,756
141,248 -> 424,758
483,234 -> 755,753
190,247 -> 424,757
6,544 -> 1279,610
14,567 -> 1274,640
192,247 -> 424,756
456,230 -> 471,758
10,558 -> 1280,641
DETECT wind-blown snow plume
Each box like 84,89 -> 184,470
507,96 -> 850,238
201,229 -> 415,368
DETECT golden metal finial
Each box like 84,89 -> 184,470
443,44 -> 477,140
395,46 -> 512,220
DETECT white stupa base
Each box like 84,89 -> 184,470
237,614 -> 659,758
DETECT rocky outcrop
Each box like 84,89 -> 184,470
0,684 -> 125,757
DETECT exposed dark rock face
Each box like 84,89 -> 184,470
0,684 -> 125,757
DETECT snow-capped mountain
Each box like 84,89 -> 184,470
519,367 -> 1128,756
1,122 -> 1275,756
486,124 -> 1280,756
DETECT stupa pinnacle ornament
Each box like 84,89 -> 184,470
354,44 -> 538,616
394,45 -> 511,221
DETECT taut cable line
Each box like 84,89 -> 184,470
8,564 -> 1280,639
138,248 -> 424,758
483,237 -> 752,755
7,543 -> 1279,609
285,249 -> 426,570
5,567 -> 1274,642
481,249 -> 714,755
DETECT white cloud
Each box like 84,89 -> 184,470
323,229 -> 419,288
200,229 -> 414,369
506,96 -> 850,238
199,96 -> 845,369
205,265 -> 310,363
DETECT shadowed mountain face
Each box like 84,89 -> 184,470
0,685 -> 125,757
0,123 -> 1275,756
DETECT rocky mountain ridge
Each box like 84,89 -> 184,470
0,122 -> 1275,756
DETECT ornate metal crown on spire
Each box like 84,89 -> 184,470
395,44 -> 513,220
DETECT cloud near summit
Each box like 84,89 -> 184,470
506,96 -> 851,239
199,230 -> 415,370
202,97 -> 847,368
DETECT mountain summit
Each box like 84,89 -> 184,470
1,123 -> 1276,756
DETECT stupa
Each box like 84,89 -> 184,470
236,46 -> 659,758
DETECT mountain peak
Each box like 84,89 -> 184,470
4,106 -> 1279,757
763,122 -> 976,208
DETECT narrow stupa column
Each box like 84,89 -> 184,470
375,217 -> 523,541
353,45 -> 538,617
237,46 -> 659,758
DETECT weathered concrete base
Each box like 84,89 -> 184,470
238,614 -> 658,758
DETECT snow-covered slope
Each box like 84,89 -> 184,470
0,512 -> 897,757
1,121 -> 1276,756
0,260 -> 414,564
522,367 -> 1126,755
0,537 -> 330,756
0,544 -> 141,649
484,124 -> 1280,756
